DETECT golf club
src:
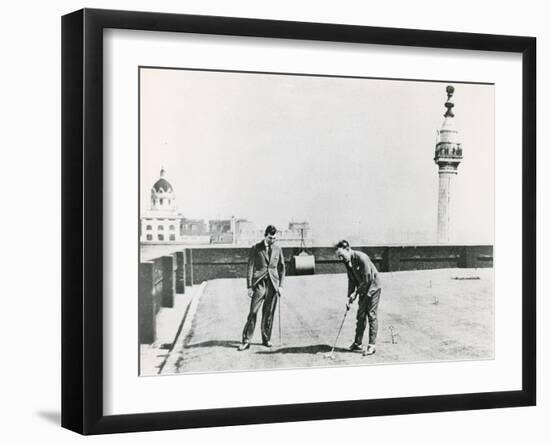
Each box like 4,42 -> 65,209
277,291 -> 282,346
324,293 -> 354,360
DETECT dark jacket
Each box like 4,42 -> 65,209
246,241 -> 285,290
345,250 -> 380,296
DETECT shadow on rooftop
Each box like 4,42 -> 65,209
256,344 -> 351,355
185,340 -> 250,349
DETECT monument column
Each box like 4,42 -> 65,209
434,86 -> 463,243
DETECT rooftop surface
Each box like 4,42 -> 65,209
159,268 -> 494,375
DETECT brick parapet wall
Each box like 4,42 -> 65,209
185,245 -> 493,284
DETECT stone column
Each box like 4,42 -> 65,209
174,250 -> 186,293
434,85 -> 462,244
185,249 -> 194,286
139,262 -> 156,344
160,255 -> 175,308
437,166 -> 457,243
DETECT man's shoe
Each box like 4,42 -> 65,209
363,345 -> 376,356
349,342 -> 363,352
262,341 -> 273,348
237,342 -> 250,351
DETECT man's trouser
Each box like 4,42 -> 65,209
354,287 -> 382,345
242,278 -> 278,344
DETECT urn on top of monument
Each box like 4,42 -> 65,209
434,85 -> 463,169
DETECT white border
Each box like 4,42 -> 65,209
103,29 -> 522,415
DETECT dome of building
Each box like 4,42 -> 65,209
150,168 -> 176,211
152,167 -> 174,193
152,177 -> 173,193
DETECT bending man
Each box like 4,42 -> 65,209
335,240 -> 382,356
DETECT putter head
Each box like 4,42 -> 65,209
323,352 -> 336,360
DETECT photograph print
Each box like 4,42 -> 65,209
138,67 -> 494,377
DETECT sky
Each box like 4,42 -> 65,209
139,68 -> 494,245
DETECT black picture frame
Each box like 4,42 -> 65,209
61,8 -> 536,435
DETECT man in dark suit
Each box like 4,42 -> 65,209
335,240 -> 382,356
238,225 -> 286,351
